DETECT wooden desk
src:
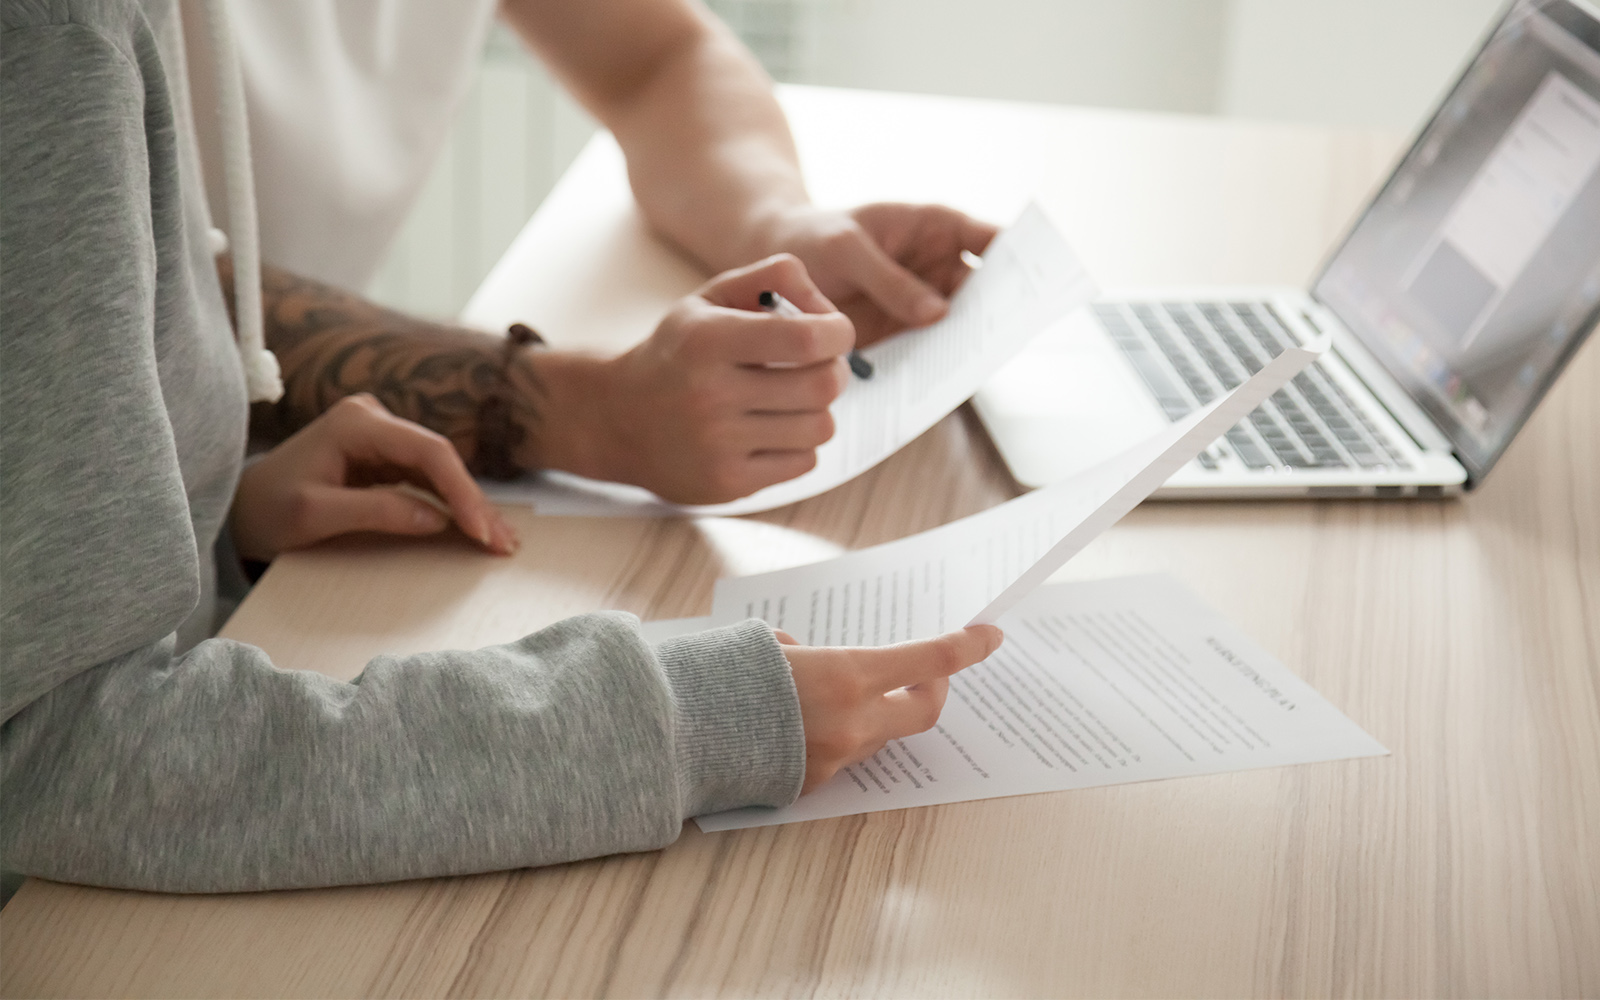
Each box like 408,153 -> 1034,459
4,86 -> 1597,998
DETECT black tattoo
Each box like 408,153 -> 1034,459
218,256 -> 541,476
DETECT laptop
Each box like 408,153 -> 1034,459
974,0 -> 1600,498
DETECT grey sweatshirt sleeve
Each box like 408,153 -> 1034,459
1,617 -> 804,892
0,1 -> 805,893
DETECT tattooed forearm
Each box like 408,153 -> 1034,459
218,256 -> 541,476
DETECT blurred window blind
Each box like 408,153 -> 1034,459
368,26 -> 596,320
706,0 -> 801,80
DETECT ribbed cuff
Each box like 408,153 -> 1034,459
655,619 -> 805,818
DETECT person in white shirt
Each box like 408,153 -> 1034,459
193,0 -> 996,515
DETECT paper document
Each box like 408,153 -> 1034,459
688,575 -> 1387,831
709,325 -> 1328,639
480,204 -> 1097,517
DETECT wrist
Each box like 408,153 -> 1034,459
727,197 -> 812,269
654,620 -> 805,817
511,349 -> 618,480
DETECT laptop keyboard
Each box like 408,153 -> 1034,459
1095,301 -> 1409,472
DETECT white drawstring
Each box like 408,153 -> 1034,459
200,0 -> 282,403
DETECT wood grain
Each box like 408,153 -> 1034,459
3,89 -> 1597,998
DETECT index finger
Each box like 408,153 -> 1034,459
703,308 -> 855,366
861,625 -> 1003,693
334,402 -> 509,552
700,252 -> 838,315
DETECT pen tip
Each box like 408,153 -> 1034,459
848,351 -> 875,380
758,290 -> 776,308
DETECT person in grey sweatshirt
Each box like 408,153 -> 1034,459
0,0 -> 1000,895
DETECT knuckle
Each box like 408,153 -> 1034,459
767,251 -> 803,275
660,304 -> 709,352
820,316 -> 854,356
784,322 -> 820,360
373,500 -> 409,533
340,393 -> 380,415
822,229 -> 857,254
418,425 -> 454,453
825,359 -> 847,397
807,365 -> 844,407
283,489 -> 318,535
931,639 -> 963,676
661,301 -> 697,336
807,410 -> 836,446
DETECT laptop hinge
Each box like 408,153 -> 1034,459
1297,300 -> 1457,455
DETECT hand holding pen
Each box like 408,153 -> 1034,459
567,254 -> 855,504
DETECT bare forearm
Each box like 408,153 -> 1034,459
610,25 -> 806,270
502,0 -> 807,272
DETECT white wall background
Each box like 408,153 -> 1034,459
370,0 -> 1509,320
795,1 -> 1229,113
1220,0 -> 1506,128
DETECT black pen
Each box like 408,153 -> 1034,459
758,290 -> 874,380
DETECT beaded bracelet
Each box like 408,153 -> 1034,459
474,322 -> 544,480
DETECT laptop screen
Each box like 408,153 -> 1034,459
1313,0 -> 1600,483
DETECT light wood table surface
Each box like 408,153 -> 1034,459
3,86 -> 1597,999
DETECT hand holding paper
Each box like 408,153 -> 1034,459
782,624 -> 1004,793
695,575 -> 1387,832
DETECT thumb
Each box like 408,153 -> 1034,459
294,483 -> 449,545
843,234 -> 948,327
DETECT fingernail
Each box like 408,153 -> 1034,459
916,295 -> 946,323
492,518 -> 520,555
970,624 -> 1003,650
